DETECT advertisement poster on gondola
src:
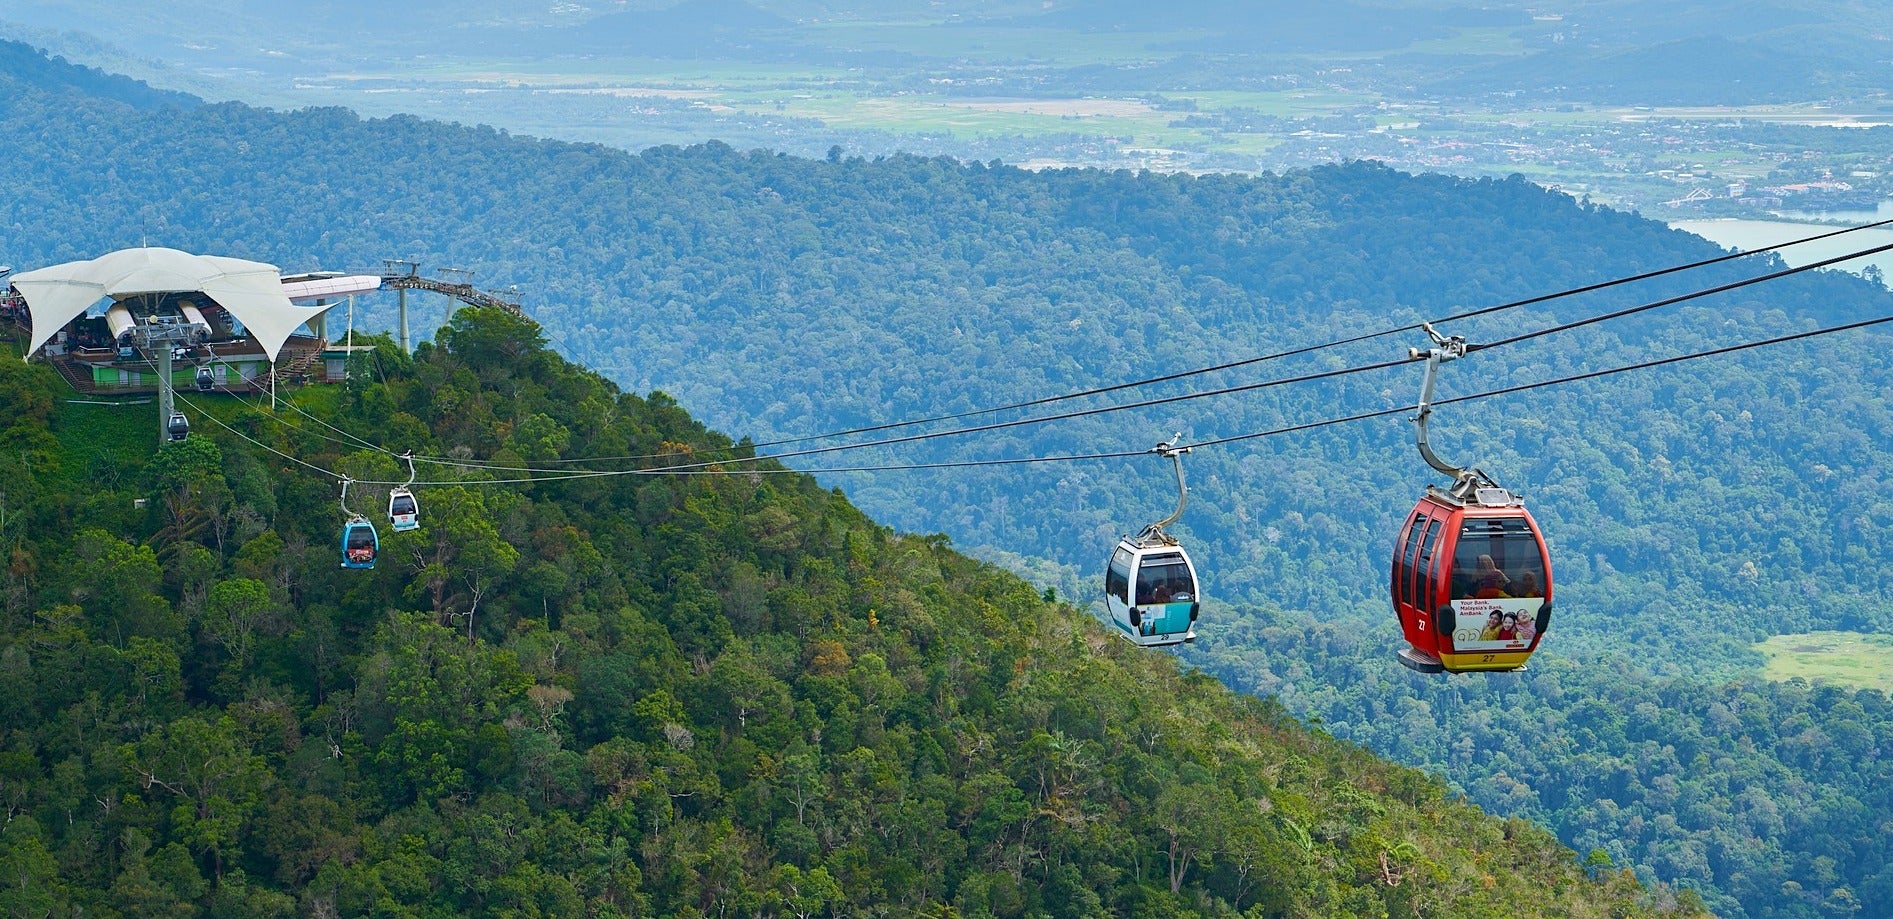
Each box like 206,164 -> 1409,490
1450,598 -> 1543,651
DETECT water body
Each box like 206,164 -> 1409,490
1672,216 -> 1893,289
1773,199 -> 1893,224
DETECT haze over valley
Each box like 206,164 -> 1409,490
11,0 -> 1893,217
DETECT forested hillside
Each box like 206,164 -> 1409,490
0,308 -> 1693,916
0,46 -> 1888,916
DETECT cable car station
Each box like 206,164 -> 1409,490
1,247 -> 523,446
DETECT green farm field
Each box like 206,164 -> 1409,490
761,95 -> 1186,139
1756,630 -> 1893,693
320,60 -> 856,91
797,21 -> 1208,64
1178,88 -> 1380,113
1396,24 -> 1534,55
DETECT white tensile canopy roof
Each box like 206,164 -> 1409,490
10,247 -> 336,362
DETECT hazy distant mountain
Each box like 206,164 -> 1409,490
6,0 -> 1892,111
1036,0 -> 1528,52
558,0 -> 794,55
1527,0 -> 1833,44
1428,34 -> 1873,105
0,38 -> 198,109
237,0 -> 457,28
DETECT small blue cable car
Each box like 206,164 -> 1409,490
1102,436 -> 1201,647
341,514 -> 379,569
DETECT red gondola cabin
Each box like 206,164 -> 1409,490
1392,486 -> 1551,674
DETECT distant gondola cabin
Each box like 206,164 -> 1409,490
388,488 -> 419,532
341,516 -> 379,569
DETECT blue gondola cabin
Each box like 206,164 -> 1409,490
341,516 -> 379,569
1104,539 -> 1200,647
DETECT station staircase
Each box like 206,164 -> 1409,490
244,340 -> 325,393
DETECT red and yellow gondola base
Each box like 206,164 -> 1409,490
1437,649 -> 1531,672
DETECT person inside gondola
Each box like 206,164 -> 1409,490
1136,565 -> 1174,605
1169,578 -> 1192,602
1474,554 -> 1510,598
1513,570 -> 1542,598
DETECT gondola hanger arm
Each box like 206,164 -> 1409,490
1150,432 -> 1191,458
1408,327 -> 1499,499
1141,433 -> 1191,539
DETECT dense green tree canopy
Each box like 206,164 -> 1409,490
0,44 -> 1886,916
0,308 -> 1697,917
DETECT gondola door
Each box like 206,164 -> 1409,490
1105,545 -> 1136,637
1392,501 -> 1450,672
